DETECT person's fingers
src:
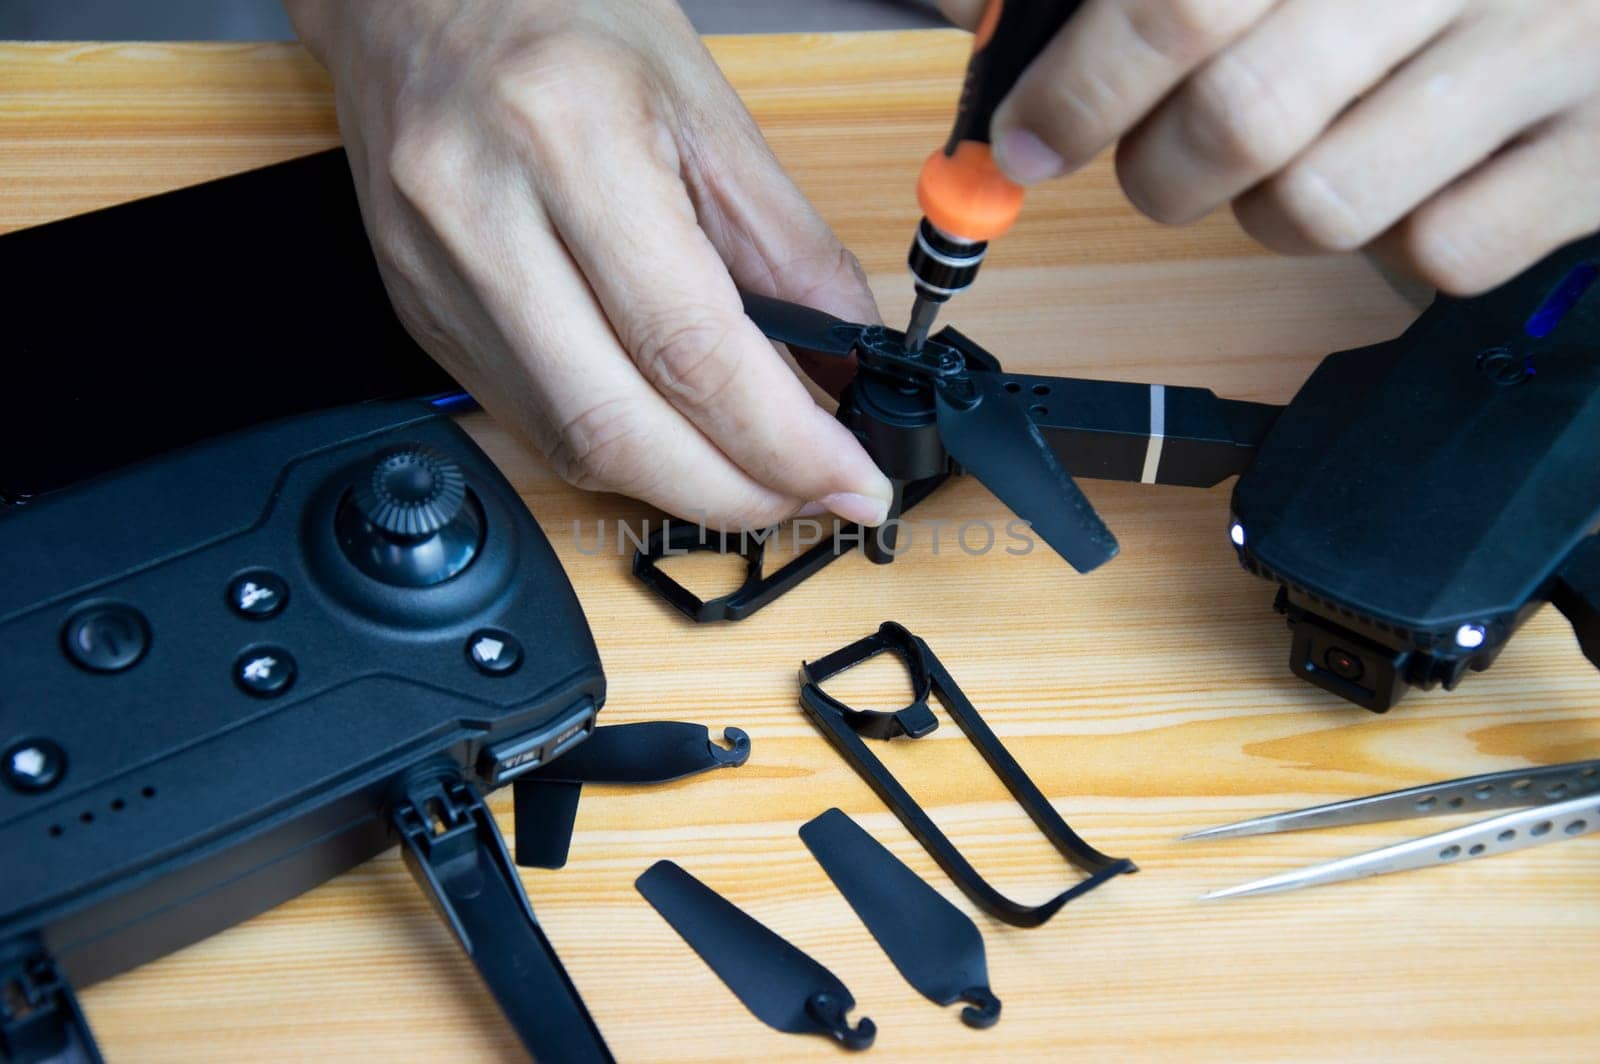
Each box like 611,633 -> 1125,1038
670,40 -> 879,398
385,124 -> 803,530
1234,5 -> 1600,258
1114,0 -> 1463,225
516,40 -> 895,525
1371,102 -> 1600,295
990,0 -> 1281,184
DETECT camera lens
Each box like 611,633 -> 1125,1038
1323,646 -> 1365,682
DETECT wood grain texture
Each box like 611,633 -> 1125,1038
4,32 -> 1597,1064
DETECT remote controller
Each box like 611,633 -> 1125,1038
0,400 -> 612,1063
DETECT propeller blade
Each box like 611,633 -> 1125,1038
935,372 -> 1119,573
739,291 -> 865,358
800,808 -> 1001,1029
636,860 -> 876,1050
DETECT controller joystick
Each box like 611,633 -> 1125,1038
336,445 -> 485,587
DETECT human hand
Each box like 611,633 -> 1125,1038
284,0 -> 894,529
940,0 -> 1600,294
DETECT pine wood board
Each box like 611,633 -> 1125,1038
2,32 -> 1596,1064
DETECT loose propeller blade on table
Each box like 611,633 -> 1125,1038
800,808 -> 1001,1028
740,290 -> 1120,573
636,860 -> 876,1050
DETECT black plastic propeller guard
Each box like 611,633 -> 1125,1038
799,622 -> 1135,928
633,476 -> 947,623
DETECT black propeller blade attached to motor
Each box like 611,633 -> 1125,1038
739,291 -> 865,359
934,371 -> 1118,573
739,290 -> 1119,573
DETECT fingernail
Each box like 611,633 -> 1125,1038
820,491 -> 890,527
996,128 -> 1064,185
795,500 -> 830,518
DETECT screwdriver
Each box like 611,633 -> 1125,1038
905,0 -> 1085,351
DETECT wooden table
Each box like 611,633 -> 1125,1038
4,32 -> 1596,1064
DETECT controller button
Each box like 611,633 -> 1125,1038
467,629 -> 522,676
228,570 -> 289,619
235,646 -> 296,698
63,604 -> 150,673
4,739 -> 65,792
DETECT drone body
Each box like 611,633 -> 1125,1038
1232,240 -> 1600,710
647,236 -> 1600,712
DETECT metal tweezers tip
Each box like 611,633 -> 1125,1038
1197,875 -> 1300,901
1179,816 -> 1281,841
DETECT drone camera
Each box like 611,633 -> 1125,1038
1272,588 -> 1509,712
1286,612 -> 1410,712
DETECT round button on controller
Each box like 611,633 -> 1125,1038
63,603 -> 150,673
467,629 -> 522,676
228,570 -> 288,619
235,646 -> 297,698
4,739 -> 65,792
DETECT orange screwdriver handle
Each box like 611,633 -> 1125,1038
917,0 -> 1085,241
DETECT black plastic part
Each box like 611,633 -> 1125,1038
739,291 -> 865,359
704,291 -> 1281,616
938,0 -> 1086,154
907,219 -> 986,299
800,809 -> 1000,1029
1278,592 -> 1414,713
392,769 -> 612,1064
635,860 -> 875,1051
350,446 -> 469,537
1232,232 -> 1600,709
1552,535 -> 1600,671
634,525 -> 853,624
934,370 -> 1120,573
632,476 -> 946,624
801,625 -> 938,740
946,377 -> 1281,493
336,453 -> 486,588
800,623 -> 1135,928
512,722 -> 751,869
0,941 -> 102,1064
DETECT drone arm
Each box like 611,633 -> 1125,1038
1000,372 -> 1281,488
1551,535 -> 1600,671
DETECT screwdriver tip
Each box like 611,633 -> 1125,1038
903,293 -> 940,352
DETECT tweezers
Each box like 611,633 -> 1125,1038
1185,759 -> 1600,899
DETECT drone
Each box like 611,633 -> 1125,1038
8,146 -> 1591,716
636,235 -> 1600,713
